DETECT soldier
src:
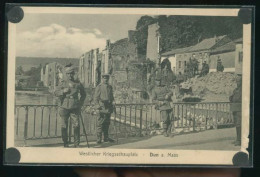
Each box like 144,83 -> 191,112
54,65 -> 86,148
94,74 -> 115,144
216,57 -> 224,72
152,76 -> 173,137
200,61 -> 209,76
229,74 -> 242,146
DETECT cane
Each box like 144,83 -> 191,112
113,106 -> 119,144
79,112 -> 90,148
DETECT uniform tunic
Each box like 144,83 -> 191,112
229,83 -> 242,126
54,79 -> 86,128
152,86 -> 173,130
94,83 -> 114,137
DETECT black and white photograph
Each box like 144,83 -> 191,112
5,6 -> 253,165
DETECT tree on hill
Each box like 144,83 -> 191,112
134,15 -> 243,56
158,16 -> 243,53
24,65 -> 42,87
16,66 -> 24,75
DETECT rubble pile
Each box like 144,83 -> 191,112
182,72 -> 238,102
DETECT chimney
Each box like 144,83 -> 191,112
106,40 -> 111,49
214,35 -> 218,43
198,35 -> 202,43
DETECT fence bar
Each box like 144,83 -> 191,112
193,105 -> 196,131
33,107 -> 36,138
48,107 -> 51,137
139,106 -> 143,136
55,107 -> 58,136
177,105 -> 179,127
215,103 -> 218,129
119,107 -> 122,131
181,105 -> 184,128
129,105 -> 132,132
23,106 -> 29,146
40,107 -> 44,137
185,105 -> 188,127
150,105 -> 153,129
124,106 -> 127,133
145,105 -> 148,133
68,117 -> 72,143
16,107 -> 19,135
134,106 -> 137,129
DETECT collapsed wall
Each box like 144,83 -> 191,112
182,72 -> 238,102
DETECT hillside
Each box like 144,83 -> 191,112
16,57 -> 79,71
135,15 -> 242,57
181,72 -> 238,102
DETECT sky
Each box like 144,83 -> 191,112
16,14 -> 143,58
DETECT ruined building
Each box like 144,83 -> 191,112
78,31 -> 138,89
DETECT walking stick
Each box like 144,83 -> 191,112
79,111 -> 89,148
113,106 -> 119,144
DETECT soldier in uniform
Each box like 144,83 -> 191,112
94,74 -> 115,144
216,57 -> 224,72
152,76 -> 173,137
54,65 -> 86,148
229,74 -> 242,146
200,61 -> 209,76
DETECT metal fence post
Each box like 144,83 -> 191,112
193,105 -> 196,132
23,106 -> 29,146
139,106 -> 143,137
68,117 -> 72,143
215,103 -> 218,129
16,107 -> 19,136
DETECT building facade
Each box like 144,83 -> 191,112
209,38 -> 243,73
161,46 -> 193,75
161,35 -> 235,75
41,62 -> 58,88
79,48 -> 100,88
186,35 -> 231,72
79,32 -> 138,89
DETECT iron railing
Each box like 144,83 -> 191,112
15,102 -> 234,146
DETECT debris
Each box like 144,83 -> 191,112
176,72 -> 238,102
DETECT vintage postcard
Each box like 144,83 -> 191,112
5,5 -> 253,166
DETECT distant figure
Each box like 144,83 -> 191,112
54,65 -> 86,148
191,56 -> 199,76
216,57 -> 224,72
229,74 -> 242,146
186,58 -> 193,78
200,61 -> 209,76
177,72 -> 184,84
152,76 -> 173,137
94,73 -> 115,144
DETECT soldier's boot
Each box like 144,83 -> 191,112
96,132 -> 102,144
61,128 -> 69,148
104,128 -> 115,143
73,127 -> 80,148
163,124 -> 169,137
234,126 -> 241,146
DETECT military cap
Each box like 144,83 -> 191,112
65,66 -> 75,74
